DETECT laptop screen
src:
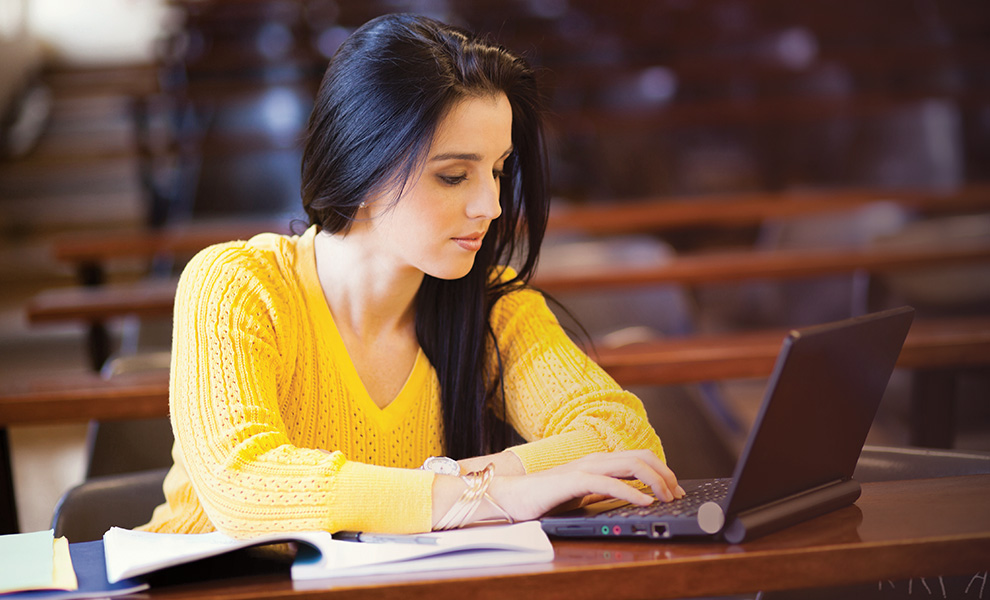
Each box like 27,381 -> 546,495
724,306 -> 914,516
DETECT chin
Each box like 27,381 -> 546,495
427,259 -> 477,281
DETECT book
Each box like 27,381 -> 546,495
103,521 -> 554,583
0,530 -> 75,595
0,535 -> 148,600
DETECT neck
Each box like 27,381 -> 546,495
314,228 -> 422,342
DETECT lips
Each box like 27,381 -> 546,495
452,232 -> 485,252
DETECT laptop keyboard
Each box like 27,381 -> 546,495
601,478 -> 731,519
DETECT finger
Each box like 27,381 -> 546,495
575,460 -> 674,505
544,493 -> 610,516
558,451 -> 683,501
632,460 -> 676,503
578,473 -> 655,506
622,450 -> 683,501
653,461 -> 684,500
579,493 -> 610,507
598,452 -> 680,502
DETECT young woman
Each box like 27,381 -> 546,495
140,13 -> 683,537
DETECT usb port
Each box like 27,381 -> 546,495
631,524 -> 648,535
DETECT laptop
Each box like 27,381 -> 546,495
541,306 -> 915,544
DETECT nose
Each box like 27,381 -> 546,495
467,176 -> 502,221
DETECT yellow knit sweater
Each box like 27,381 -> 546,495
139,225 -> 665,537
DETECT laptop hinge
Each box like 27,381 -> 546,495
721,478 -> 861,544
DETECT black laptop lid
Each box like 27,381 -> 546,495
723,306 -> 915,516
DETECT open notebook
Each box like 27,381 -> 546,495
541,306 -> 914,543
103,521 -> 553,583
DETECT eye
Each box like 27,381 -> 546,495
438,173 -> 467,186
493,167 -> 507,179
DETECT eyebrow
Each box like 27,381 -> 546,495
430,146 -> 514,162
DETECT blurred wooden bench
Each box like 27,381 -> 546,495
39,184 -> 990,370
596,317 -> 990,386
0,370 -> 171,427
549,184 -> 990,235
595,316 -> 990,449
50,185 -> 990,284
26,238 -> 990,372
54,218 -> 292,285
27,242 -> 990,327
534,241 -> 990,292
3,316 -> 986,430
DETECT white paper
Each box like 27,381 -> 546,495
103,522 -> 553,584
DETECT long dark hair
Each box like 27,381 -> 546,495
301,14 -> 549,458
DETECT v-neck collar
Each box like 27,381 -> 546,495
295,226 -> 428,427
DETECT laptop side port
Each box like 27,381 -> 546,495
651,523 -> 671,538
631,524 -> 648,535
556,525 -> 595,536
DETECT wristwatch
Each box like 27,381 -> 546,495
420,456 -> 461,476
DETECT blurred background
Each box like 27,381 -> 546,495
1,0 -> 988,532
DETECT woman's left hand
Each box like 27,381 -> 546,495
478,449 -> 684,524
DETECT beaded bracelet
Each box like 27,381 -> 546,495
433,463 -> 514,530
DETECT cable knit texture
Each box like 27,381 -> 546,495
138,225 -> 665,537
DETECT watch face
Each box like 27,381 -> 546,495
423,456 -> 460,476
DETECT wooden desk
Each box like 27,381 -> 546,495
594,317 -> 990,385
0,371 -> 170,426
533,242 -> 990,292
27,277 -> 180,325
595,317 -> 990,450
124,475 -> 990,600
3,318 -> 988,428
49,185 -> 990,272
26,244 -> 990,326
53,218 -> 290,283
548,184 -> 990,235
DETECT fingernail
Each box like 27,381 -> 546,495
675,485 -> 686,499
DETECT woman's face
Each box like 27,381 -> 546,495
361,92 -> 512,280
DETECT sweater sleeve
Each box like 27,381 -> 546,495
169,244 -> 433,538
490,282 -> 666,474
